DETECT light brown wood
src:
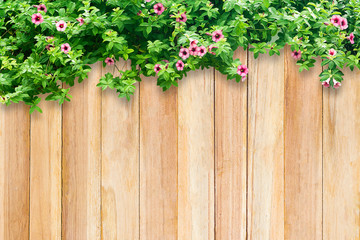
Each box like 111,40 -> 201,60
284,47 -> 323,239
247,51 -> 285,239
30,99 -> 62,240
0,103 -> 30,240
62,62 -> 102,240
323,69 -> 360,240
139,77 -> 178,239
178,69 -> 215,240
101,60 -> 140,239
215,49 -> 247,240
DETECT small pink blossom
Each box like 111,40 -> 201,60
291,50 -> 302,60
46,36 -> 54,41
208,44 -> 218,55
176,60 -> 184,71
154,64 -> 161,74
339,17 -> 348,30
45,44 -> 54,51
61,43 -> 71,54
37,4 -> 47,13
176,13 -> 187,23
212,30 -> 224,42
197,46 -> 207,57
154,3 -> 165,15
179,47 -> 190,60
190,39 -> 198,46
76,18 -> 84,26
189,45 -> 199,56
105,58 -> 115,66
145,0 -> 151,2
237,65 -> 248,77
241,76 -> 247,82
56,20 -> 67,32
333,79 -> 341,89
347,33 -> 355,44
329,48 -> 337,56
31,13 -> 44,25
330,15 -> 341,27
322,78 -> 330,88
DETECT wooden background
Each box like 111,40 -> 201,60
0,47 -> 359,240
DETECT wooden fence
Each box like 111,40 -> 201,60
0,47 -> 359,239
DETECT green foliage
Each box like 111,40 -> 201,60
0,0 -> 359,112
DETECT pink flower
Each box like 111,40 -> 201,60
56,20 -> 67,31
291,50 -> 302,60
330,15 -> 341,27
197,46 -> 207,57
176,13 -> 187,23
190,39 -> 198,46
339,17 -> 348,30
46,36 -> 54,41
208,44 -> 218,55
45,44 -> 54,51
76,18 -> 84,26
154,64 -> 161,74
145,0 -> 151,2
347,33 -> 355,44
105,58 -> 115,66
322,78 -> 330,88
37,4 -> 47,13
189,45 -> 199,56
154,3 -> 165,15
176,60 -> 184,71
237,65 -> 248,77
212,30 -> 224,42
333,79 -> 341,89
31,13 -> 44,25
241,76 -> 247,82
61,43 -> 71,54
179,47 -> 190,60
329,48 -> 337,56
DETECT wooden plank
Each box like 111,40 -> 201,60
178,69 -> 215,240
139,77 -> 178,239
247,51 -> 284,239
30,99 -> 62,240
0,103 -> 30,240
215,48 -> 247,239
101,60 -> 139,239
323,69 -> 360,239
284,47 -> 322,239
62,62 -> 102,239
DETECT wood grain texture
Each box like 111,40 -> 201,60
0,103 -> 30,240
215,49 -> 247,240
30,99 -> 62,240
140,77 -> 178,239
101,61 -> 140,239
62,62 -> 102,240
247,51 -> 285,239
284,46 -> 323,239
323,69 -> 360,240
178,69 -> 215,240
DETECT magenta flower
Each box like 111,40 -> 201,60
329,48 -> 337,56
61,43 -> 71,54
76,18 -> 84,26
339,17 -> 348,30
208,44 -> 218,55
291,50 -> 302,60
330,15 -> 341,27
237,65 -> 249,77
333,79 -> 341,89
179,47 -> 190,60
154,3 -> 165,15
56,20 -> 67,31
31,13 -> 44,25
105,58 -> 115,66
190,39 -> 198,46
212,30 -> 224,42
37,4 -> 47,13
322,78 -> 330,88
347,33 -> 355,44
154,64 -> 161,74
197,46 -> 207,57
189,45 -> 199,56
176,13 -> 187,23
176,60 -> 184,71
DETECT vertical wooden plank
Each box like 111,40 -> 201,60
215,49 -> 247,239
178,69 -> 215,240
247,51 -> 284,239
284,46 -> 323,239
62,62 -> 102,239
101,60 -> 139,239
0,103 -> 30,240
30,100 -> 62,239
140,77 -> 178,239
323,69 -> 360,239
